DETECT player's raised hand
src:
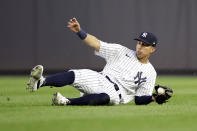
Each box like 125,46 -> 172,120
67,17 -> 81,33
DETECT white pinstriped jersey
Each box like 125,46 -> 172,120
95,41 -> 157,104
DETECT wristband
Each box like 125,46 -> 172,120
77,29 -> 87,40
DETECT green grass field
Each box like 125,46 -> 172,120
0,76 -> 197,131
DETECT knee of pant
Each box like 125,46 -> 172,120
99,93 -> 110,104
109,96 -> 120,105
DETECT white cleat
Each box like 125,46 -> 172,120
26,65 -> 45,92
52,92 -> 70,106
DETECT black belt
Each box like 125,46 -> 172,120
105,76 -> 122,99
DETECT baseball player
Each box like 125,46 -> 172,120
27,18 -> 172,106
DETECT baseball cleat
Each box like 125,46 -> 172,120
26,65 -> 45,92
52,92 -> 70,106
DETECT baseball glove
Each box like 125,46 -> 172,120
153,85 -> 173,104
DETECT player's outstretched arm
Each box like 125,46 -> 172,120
134,96 -> 155,105
67,18 -> 100,51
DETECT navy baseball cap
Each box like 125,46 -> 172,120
134,32 -> 158,47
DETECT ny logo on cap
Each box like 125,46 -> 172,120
142,32 -> 148,38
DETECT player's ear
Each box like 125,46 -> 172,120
150,47 -> 156,53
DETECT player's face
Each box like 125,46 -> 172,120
136,41 -> 155,61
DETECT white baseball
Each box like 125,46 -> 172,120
157,87 -> 165,95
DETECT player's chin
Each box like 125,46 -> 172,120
136,53 -> 143,59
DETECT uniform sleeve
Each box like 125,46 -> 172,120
95,40 -> 123,62
134,96 -> 153,105
135,73 -> 156,96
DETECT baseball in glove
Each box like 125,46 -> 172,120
153,85 -> 173,104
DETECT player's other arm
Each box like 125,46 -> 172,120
67,17 -> 100,51
134,95 -> 155,105
135,76 -> 156,105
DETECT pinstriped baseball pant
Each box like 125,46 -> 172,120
70,69 -> 120,105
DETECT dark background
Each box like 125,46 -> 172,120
0,0 -> 197,75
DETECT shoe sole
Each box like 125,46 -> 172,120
31,65 -> 43,79
26,65 -> 43,92
52,92 -> 58,106
26,77 -> 37,92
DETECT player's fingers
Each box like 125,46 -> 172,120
69,21 -> 78,27
69,19 -> 74,24
75,20 -> 79,25
67,23 -> 75,27
72,17 -> 77,22
67,22 -> 71,26
67,25 -> 71,28
68,22 -> 78,28
68,21 -> 73,25
71,18 -> 79,24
